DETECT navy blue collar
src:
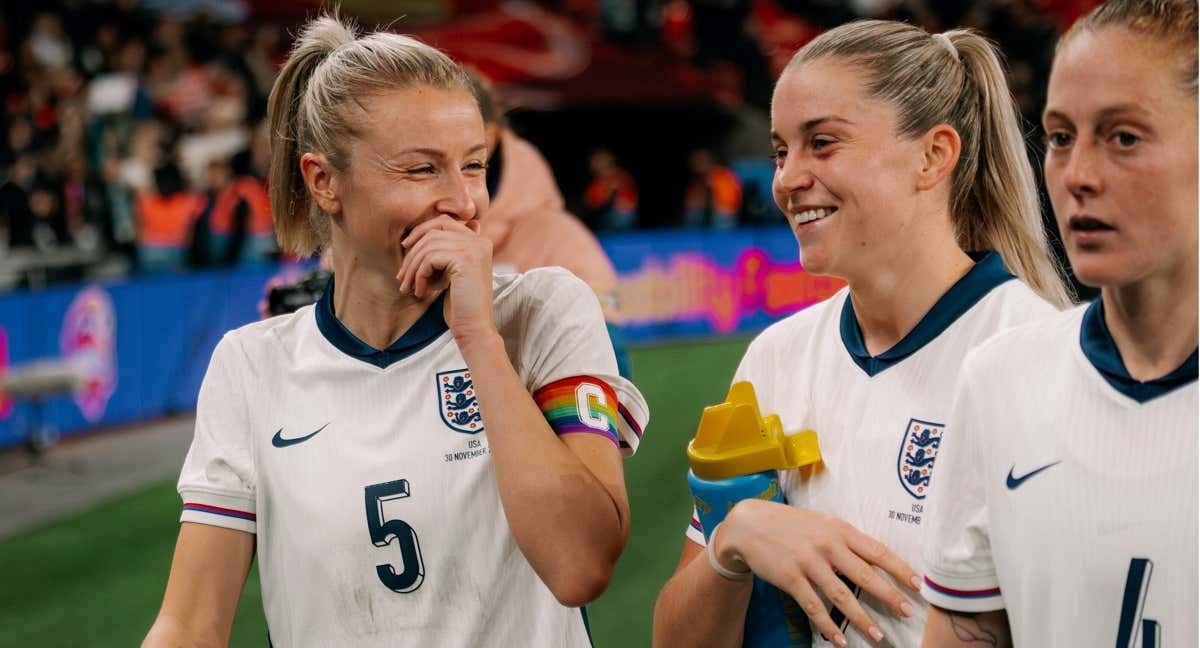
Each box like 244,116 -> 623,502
1080,299 -> 1198,403
315,275 -> 449,369
841,252 -> 1014,377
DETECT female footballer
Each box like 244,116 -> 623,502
653,20 -> 1070,648
922,1 -> 1197,645
142,14 -> 647,647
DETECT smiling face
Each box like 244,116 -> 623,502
322,85 -> 489,276
1043,27 -> 1198,288
770,59 -> 927,279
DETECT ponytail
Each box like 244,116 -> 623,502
952,31 -> 1072,307
267,15 -> 356,256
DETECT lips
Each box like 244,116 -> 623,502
1066,214 -> 1118,250
1068,215 -> 1115,232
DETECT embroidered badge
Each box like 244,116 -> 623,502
897,418 -> 944,499
437,369 -> 483,434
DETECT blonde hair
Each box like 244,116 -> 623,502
267,14 -> 475,256
1060,0 -> 1197,93
785,20 -> 1072,307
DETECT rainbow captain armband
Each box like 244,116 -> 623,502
534,376 -> 621,447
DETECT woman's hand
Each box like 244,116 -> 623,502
396,216 -> 495,344
716,498 -> 921,646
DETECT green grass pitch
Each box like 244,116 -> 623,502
0,337 -> 751,647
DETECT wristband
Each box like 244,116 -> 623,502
707,522 -> 753,581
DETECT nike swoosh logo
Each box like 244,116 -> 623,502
272,423 -> 330,448
1006,461 -> 1061,490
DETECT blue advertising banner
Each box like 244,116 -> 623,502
0,227 -> 838,450
0,266 -> 297,450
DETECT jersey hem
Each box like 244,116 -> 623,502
685,518 -> 707,547
920,574 -> 1004,612
179,489 -> 256,534
180,509 -> 257,534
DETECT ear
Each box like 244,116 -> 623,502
300,152 -> 342,216
916,124 -> 962,192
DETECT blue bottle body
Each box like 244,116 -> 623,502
688,469 -> 812,648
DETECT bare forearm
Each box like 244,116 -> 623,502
142,615 -> 225,648
143,524 -> 253,648
922,605 -> 1012,648
459,332 -> 626,603
653,543 -> 752,648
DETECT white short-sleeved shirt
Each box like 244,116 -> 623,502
684,253 -> 1056,648
922,300 -> 1198,647
178,267 -> 648,647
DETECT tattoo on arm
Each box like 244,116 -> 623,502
947,612 -> 1003,647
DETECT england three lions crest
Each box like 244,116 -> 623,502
897,418 -> 943,499
437,369 -> 483,434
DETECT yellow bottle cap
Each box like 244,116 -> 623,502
686,381 -> 821,481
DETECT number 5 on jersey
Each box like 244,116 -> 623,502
365,479 -> 425,593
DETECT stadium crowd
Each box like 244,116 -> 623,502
0,0 -> 1096,290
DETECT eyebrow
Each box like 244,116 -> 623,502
770,116 -> 855,142
393,143 -> 489,158
802,116 -> 855,130
1043,104 -> 1153,125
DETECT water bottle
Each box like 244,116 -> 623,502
687,381 -> 822,648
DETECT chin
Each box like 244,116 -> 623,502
1069,252 -> 1142,290
795,245 -> 834,276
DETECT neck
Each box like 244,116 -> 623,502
1101,258 -> 1199,381
847,221 -> 974,356
332,249 -> 437,350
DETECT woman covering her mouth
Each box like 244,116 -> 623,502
653,18 -> 1070,648
143,13 -> 648,647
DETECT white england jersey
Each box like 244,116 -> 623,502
177,267 -> 648,647
922,300 -> 1198,647
685,254 -> 1056,648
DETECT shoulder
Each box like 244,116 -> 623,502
978,279 -> 1061,319
962,302 -> 1087,377
493,267 -> 603,338
493,266 -> 594,305
741,287 -> 847,367
753,287 -> 846,348
218,305 -> 315,365
943,279 -> 1062,348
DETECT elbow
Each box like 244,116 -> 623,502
546,560 -> 616,608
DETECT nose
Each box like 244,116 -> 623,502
773,151 -> 816,207
435,168 -> 479,223
1061,140 -> 1102,202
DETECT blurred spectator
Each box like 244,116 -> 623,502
683,149 -> 742,229
26,13 -> 73,72
470,71 -> 632,377
29,176 -> 68,249
189,156 -> 226,268
0,157 -> 35,249
206,148 -> 272,266
583,149 -> 638,231
690,0 -> 774,108
0,0 -> 1098,295
135,161 -> 203,273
